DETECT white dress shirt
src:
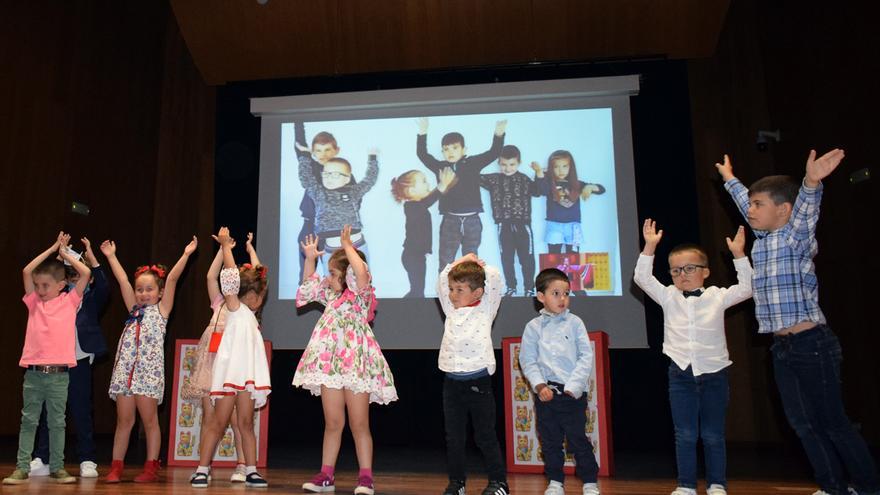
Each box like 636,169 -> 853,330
633,254 -> 753,376
437,264 -> 503,374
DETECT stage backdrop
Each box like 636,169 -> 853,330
252,76 -> 647,349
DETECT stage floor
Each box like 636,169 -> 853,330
0,465 -> 824,494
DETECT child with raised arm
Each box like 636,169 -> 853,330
30,237 -> 109,479
3,232 -> 90,486
391,166 -> 455,297
295,225 -> 397,495
480,144 -> 541,296
297,132 -> 377,268
633,219 -> 753,495
190,228 -> 271,488
533,150 -> 606,254
417,117 -> 507,270
295,121 -> 342,282
101,236 -> 197,483
717,151 -> 880,495
437,253 -> 508,495
185,232 -> 261,484
519,268 -> 600,495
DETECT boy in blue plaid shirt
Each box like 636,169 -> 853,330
717,150 -> 879,495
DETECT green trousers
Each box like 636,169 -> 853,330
17,370 -> 69,472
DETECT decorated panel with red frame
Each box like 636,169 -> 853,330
502,332 -> 613,476
166,338 -> 272,467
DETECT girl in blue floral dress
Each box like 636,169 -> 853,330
101,237 -> 197,483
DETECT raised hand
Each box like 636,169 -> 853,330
183,236 -> 198,255
530,161 -> 544,178
417,117 -> 428,135
100,240 -> 116,257
340,224 -> 353,249
81,237 -> 98,266
726,226 -> 746,258
494,119 -> 508,136
246,232 -> 255,251
58,232 -> 72,253
214,227 -> 234,248
715,154 -> 735,182
300,234 -> 324,259
643,219 -> 664,245
805,148 -> 845,187
55,231 -> 66,249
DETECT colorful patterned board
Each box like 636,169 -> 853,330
166,339 -> 272,467
502,333 -> 613,476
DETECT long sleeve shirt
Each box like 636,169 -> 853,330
437,264 -> 502,374
535,178 -> 606,223
480,171 -> 539,223
724,178 -> 826,333
633,254 -> 753,375
417,133 -> 504,215
519,309 -> 593,399
299,154 -> 378,235
403,189 -> 441,253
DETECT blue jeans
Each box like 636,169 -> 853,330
668,364 -> 728,489
772,325 -> 880,495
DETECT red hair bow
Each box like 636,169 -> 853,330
135,265 -> 166,279
240,263 -> 268,280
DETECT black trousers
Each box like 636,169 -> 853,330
498,221 -> 535,291
534,386 -> 599,484
442,375 -> 506,482
401,247 -> 427,297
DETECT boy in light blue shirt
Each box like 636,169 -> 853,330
519,268 -> 599,495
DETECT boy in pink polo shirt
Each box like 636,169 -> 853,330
3,232 -> 91,485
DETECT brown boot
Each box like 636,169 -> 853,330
105,460 -> 124,483
133,459 -> 160,483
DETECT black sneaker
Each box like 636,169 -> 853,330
190,472 -> 209,488
482,480 -> 509,495
525,288 -> 536,297
503,288 -> 517,297
443,479 -> 466,495
245,472 -> 268,488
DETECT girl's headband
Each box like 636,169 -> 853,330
241,263 -> 268,280
134,265 -> 166,279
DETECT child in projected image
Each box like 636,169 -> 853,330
294,121 -> 343,282
480,144 -> 541,297
417,117 -> 507,271
297,133 -> 378,269
534,150 -> 606,254
391,167 -> 456,298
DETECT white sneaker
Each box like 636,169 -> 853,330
544,480 -> 565,495
706,484 -> 727,495
79,461 -> 98,478
583,482 -> 600,495
671,488 -> 697,495
230,464 -> 246,483
29,458 -> 49,477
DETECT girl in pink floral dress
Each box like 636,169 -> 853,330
295,225 -> 397,495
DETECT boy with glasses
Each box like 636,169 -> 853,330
633,219 -> 752,495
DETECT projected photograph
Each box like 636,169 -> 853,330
278,109 -> 621,299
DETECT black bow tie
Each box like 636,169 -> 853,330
682,289 -> 703,298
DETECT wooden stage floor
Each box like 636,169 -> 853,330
0,465 -> 823,494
